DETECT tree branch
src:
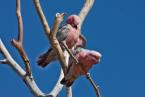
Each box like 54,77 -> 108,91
0,59 -> 8,64
66,87 -> 72,97
48,68 -> 64,97
11,0 -> 31,76
1,0 -> 68,97
49,13 -> 72,96
0,13 -> 71,97
49,13 -> 67,75
0,39 -> 45,97
64,51 -> 72,97
86,73 -> 101,97
78,0 -> 95,30
33,0 -> 50,38
48,50 -> 72,97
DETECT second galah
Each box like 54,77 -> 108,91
37,15 -> 81,67
61,47 -> 102,87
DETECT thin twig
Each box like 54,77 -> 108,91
61,42 -> 79,64
0,59 -> 8,64
86,73 -> 101,97
11,0 -> 31,76
48,68 -> 64,97
33,0 -> 50,38
78,0 -> 95,30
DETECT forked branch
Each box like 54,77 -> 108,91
11,0 -> 31,76
0,39 -> 45,97
33,1 -> 72,96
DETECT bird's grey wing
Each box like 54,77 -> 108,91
56,24 -> 70,41
79,34 -> 87,48
37,48 -> 57,67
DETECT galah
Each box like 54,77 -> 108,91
60,47 -> 102,87
37,15 -> 81,67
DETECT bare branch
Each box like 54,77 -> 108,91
16,0 -> 23,43
49,14 -> 73,96
0,39 -> 45,97
0,59 -> 8,64
64,51 -> 72,97
11,0 -> 31,76
48,50 -> 72,97
49,13 -> 67,75
61,42 -> 79,64
33,0 -> 67,74
48,68 -> 64,97
33,0 -> 50,37
78,0 -> 95,30
1,38 -> 72,97
86,73 -> 101,97
66,87 -> 72,97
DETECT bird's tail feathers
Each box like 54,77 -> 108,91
37,48 -> 57,68
60,78 -> 74,87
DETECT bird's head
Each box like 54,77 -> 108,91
76,48 -> 102,65
87,50 -> 102,64
76,49 -> 102,73
66,15 -> 81,29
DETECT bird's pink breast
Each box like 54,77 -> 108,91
65,27 -> 79,48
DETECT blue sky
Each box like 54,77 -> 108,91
0,0 -> 145,97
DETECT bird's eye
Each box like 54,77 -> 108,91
74,25 -> 78,29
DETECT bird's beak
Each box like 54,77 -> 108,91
62,12 -> 67,16
96,52 -> 102,58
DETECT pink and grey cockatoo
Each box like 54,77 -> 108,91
37,15 -> 82,67
60,47 -> 102,87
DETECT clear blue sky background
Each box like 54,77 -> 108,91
0,0 -> 145,97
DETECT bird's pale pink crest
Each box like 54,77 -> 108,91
66,15 -> 81,26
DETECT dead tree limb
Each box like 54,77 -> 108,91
78,0 -> 95,30
11,0 -> 31,76
0,39 -> 45,97
86,73 -> 101,97
49,13 -> 72,97
49,13 -> 67,75
33,0 -> 50,37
